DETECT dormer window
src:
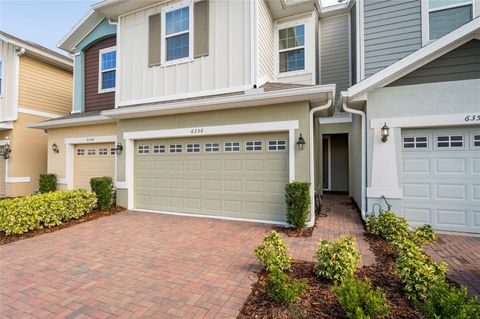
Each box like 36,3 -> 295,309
98,46 -> 116,93
163,3 -> 193,64
278,24 -> 305,73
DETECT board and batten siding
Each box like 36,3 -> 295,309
18,55 -> 72,116
258,0 -> 274,84
389,39 -> 480,86
363,0 -> 422,78
320,14 -> 350,92
84,36 -> 116,112
118,0 -> 252,106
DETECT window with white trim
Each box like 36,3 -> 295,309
0,59 -> 3,96
403,136 -> 429,149
246,141 -> 262,151
187,143 -> 200,153
87,149 -> 96,156
76,149 -> 85,156
99,148 -> 108,155
99,46 -> 116,93
472,134 -> 480,148
138,145 -> 150,154
170,144 -> 182,153
224,142 -> 240,152
153,145 -> 165,153
278,24 -> 305,73
268,140 -> 287,151
436,135 -> 464,148
111,148 -> 116,155
205,143 -> 219,152
164,5 -> 191,62
427,0 -> 473,41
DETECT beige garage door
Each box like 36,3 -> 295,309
134,133 -> 289,222
0,157 -> 5,197
74,143 -> 115,190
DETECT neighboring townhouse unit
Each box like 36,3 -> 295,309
0,31 -> 73,197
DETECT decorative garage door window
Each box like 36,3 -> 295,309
205,143 -> 220,152
138,145 -> 150,154
473,134 -> 480,148
99,148 -> 108,155
76,149 -> 85,156
111,148 -> 117,155
224,142 -> 240,152
436,135 -> 464,148
153,145 -> 165,153
246,141 -> 262,151
403,136 -> 428,149
187,143 -> 200,153
268,140 -> 287,151
170,144 -> 182,153
87,149 -> 96,155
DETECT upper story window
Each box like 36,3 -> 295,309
426,0 -> 473,41
164,5 -> 191,63
99,46 -> 116,93
278,24 -> 305,73
0,59 -> 3,96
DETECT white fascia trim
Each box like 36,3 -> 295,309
6,177 -> 31,183
124,121 -> 299,140
370,112 -> 480,129
346,18 -> 480,101
26,116 -> 115,129
18,108 -> 63,119
131,208 -> 288,227
65,135 -> 117,145
319,114 -> 352,124
58,9 -> 96,51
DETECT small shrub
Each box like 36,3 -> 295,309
408,225 -> 437,246
315,236 -> 360,282
264,267 -> 307,305
39,173 -> 57,193
333,276 -> 390,319
90,176 -> 113,211
255,230 -> 292,271
0,190 -> 97,235
366,211 -> 409,242
422,281 -> 480,319
285,182 -> 310,228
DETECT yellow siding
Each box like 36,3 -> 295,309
18,55 -> 72,115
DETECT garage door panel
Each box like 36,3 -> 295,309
435,158 -> 466,173
74,143 -> 115,190
437,209 -> 467,227
473,159 -> 480,173
473,185 -> 480,200
436,184 -> 467,200
224,159 -> 242,171
474,212 -> 480,227
402,158 -> 430,173
403,183 -> 430,199
402,207 -> 432,224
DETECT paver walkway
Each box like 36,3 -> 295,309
425,234 -> 480,297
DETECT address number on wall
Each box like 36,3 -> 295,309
465,115 -> 480,122
86,137 -> 95,142
190,128 -> 205,134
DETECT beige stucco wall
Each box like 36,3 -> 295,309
47,123 -> 117,189
115,102 -> 311,208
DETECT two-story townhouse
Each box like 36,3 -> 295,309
0,31 -> 72,197
341,0 -> 480,234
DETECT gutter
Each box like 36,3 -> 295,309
26,115 -> 115,130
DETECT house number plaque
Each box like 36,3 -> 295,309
464,115 -> 480,122
190,128 -> 205,134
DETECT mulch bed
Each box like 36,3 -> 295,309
237,234 -> 425,318
0,206 -> 125,245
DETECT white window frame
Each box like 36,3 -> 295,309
161,1 -> 194,67
137,145 -> 150,154
111,148 -> 117,155
224,142 -> 240,152
434,134 -> 465,150
99,148 -> 108,155
0,58 -> 3,97
402,136 -> 430,151
87,149 -> 96,156
170,144 -> 182,153
471,133 -> 480,149
187,143 -> 200,153
421,0 -> 474,45
98,46 -> 117,94
245,141 -> 262,152
153,144 -> 166,154
76,149 -> 85,156
268,139 -> 287,151
205,142 -> 220,152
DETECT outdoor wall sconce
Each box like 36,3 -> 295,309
296,134 -> 305,150
381,123 -> 390,143
2,138 -> 11,159
52,143 -> 59,153
113,143 -> 123,155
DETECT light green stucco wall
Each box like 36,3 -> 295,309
116,102 -> 311,208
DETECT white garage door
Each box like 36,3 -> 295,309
401,127 -> 480,233
74,143 -> 115,190
134,133 -> 289,222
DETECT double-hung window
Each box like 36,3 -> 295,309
278,24 -> 305,73
99,47 -> 116,93
164,5 -> 191,62
426,0 -> 473,41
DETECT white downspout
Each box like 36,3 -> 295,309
342,99 -> 367,220
307,98 -> 333,227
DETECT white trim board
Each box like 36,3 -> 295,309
65,135 -> 117,144
5,177 -> 31,183
319,114 -> 352,124
18,108 -> 62,119
370,113 -> 480,129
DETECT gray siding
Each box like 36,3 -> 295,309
364,0 -> 422,78
389,40 -> 480,86
351,3 -> 357,85
321,14 -> 350,93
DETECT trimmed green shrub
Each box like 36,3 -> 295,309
422,281 -> 480,319
39,173 -> 57,193
90,176 -> 113,211
408,225 -> 437,246
264,267 -> 307,305
255,230 -> 292,271
315,236 -> 360,282
285,182 -> 310,228
0,190 -> 97,235
366,211 -> 409,242
333,276 -> 390,319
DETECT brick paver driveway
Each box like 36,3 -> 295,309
0,212 -> 271,319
